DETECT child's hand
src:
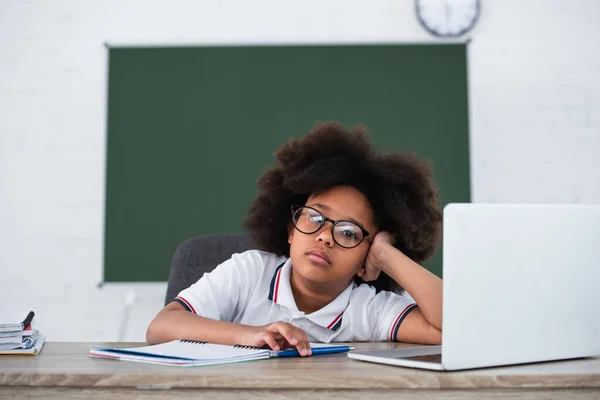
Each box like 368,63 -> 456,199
238,322 -> 312,356
359,231 -> 396,281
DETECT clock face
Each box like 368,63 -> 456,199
415,0 -> 481,38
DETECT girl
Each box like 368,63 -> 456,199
147,122 -> 443,356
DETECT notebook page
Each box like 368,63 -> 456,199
91,340 -> 271,362
89,349 -> 270,366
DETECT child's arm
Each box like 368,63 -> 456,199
146,302 -> 312,355
147,302 -> 250,345
359,232 -> 443,344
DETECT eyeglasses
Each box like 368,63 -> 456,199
290,205 -> 372,249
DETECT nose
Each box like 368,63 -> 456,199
315,224 -> 334,247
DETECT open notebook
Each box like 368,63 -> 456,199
89,340 -> 353,367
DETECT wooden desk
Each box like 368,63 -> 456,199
1,342 -> 599,399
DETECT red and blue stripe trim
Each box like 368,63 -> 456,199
327,312 -> 344,331
174,296 -> 197,314
268,262 -> 286,302
389,303 -> 418,341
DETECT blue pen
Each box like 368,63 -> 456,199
275,346 -> 352,357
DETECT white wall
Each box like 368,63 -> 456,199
1,0 -> 598,342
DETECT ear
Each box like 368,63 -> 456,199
287,222 -> 294,244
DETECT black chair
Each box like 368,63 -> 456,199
164,233 -> 253,306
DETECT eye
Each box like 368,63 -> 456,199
307,211 -> 324,224
340,227 -> 358,239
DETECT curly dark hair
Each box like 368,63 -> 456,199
243,121 -> 442,293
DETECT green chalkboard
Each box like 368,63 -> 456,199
104,44 -> 470,282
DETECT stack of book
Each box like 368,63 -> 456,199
0,311 -> 45,355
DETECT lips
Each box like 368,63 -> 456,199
306,249 -> 331,265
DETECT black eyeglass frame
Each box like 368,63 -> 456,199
290,205 -> 373,249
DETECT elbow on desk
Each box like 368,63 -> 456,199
145,309 -> 175,345
146,301 -> 187,344
145,317 -> 161,345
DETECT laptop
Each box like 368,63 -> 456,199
348,203 -> 600,371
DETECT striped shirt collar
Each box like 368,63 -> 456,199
268,258 -> 352,331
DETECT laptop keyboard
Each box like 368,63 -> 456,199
397,353 -> 442,363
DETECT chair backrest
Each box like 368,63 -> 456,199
164,233 -> 253,305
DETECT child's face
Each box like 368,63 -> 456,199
287,185 -> 377,290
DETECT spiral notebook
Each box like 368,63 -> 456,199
89,340 -> 352,367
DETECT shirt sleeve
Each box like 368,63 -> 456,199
173,250 -> 263,322
368,290 -> 418,341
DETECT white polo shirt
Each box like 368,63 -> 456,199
175,249 -> 417,342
